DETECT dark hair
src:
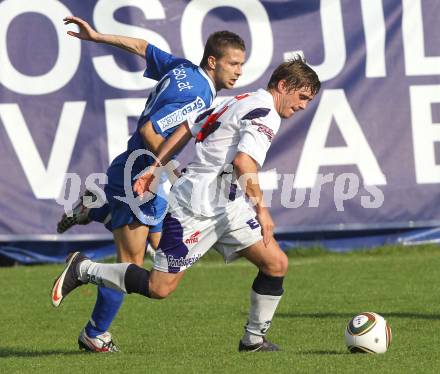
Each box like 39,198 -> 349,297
267,56 -> 320,95
200,31 -> 246,68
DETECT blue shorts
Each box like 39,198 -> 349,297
89,203 -> 164,233
103,151 -> 168,232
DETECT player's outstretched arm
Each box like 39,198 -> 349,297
133,122 -> 193,197
233,152 -> 274,247
63,16 -> 148,58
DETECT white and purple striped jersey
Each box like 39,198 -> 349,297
171,89 -> 281,217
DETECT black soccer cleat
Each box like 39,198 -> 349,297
51,252 -> 88,307
57,190 -> 94,233
238,337 -> 281,352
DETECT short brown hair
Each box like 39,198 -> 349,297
267,56 -> 320,95
200,31 -> 246,68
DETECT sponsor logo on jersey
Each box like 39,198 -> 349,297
185,230 -> 201,244
157,97 -> 205,132
167,254 -> 202,268
172,64 -> 193,91
251,120 -> 274,142
172,64 -> 187,80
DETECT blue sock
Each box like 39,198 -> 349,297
88,204 -> 111,223
85,286 -> 124,338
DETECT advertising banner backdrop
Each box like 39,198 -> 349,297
1,0 -> 440,239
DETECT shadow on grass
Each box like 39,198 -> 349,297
0,347 -> 87,358
274,311 -> 440,320
299,350 -> 347,355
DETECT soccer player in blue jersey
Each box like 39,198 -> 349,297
57,16 -> 245,352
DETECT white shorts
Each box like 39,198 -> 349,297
153,201 -> 263,273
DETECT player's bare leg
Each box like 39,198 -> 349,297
241,239 -> 288,277
238,239 -> 288,352
113,222 -> 150,266
148,270 -> 185,299
146,231 -> 161,259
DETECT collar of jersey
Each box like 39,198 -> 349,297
198,67 -> 217,102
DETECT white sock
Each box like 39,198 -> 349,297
78,260 -> 130,293
241,290 -> 282,345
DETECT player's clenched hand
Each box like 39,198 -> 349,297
256,207 -> 275,247
63,16 -> 99,42
133,169 -> 158,199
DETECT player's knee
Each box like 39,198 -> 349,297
118,251 -> 144,266
272,253 -> 288,276
148,277 -> 179,299
148,270 -> 183,299
262,251 -> 288,277
149,283 -> 176,299
278,251 -> 289,275
150,289 -> 170,300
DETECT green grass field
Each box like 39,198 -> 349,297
2,245 -> 440,373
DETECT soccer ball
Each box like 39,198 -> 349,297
345,312 -> 392,353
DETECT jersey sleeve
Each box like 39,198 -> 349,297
237,113 -> 279,168
143,44 -> 190,81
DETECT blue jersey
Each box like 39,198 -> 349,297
104,44 -> 216,231
127,43 -> 216,154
